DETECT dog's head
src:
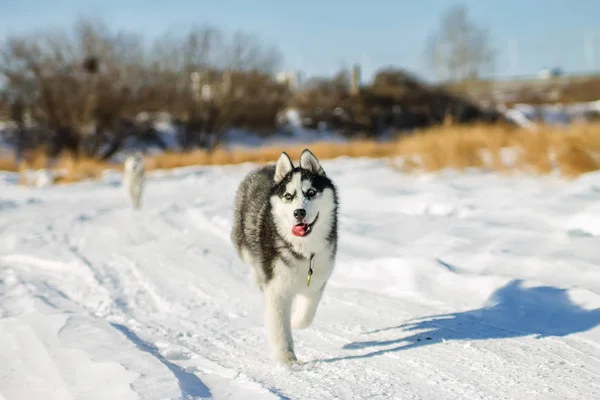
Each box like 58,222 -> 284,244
270,149 -> 337,242
124,152 -> 144,172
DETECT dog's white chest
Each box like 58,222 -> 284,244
279,250 -> 334,292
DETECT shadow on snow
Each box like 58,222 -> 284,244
321,279 -> 600,363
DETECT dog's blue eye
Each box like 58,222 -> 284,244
306,189 -> 316,197
284,193 -> 293,200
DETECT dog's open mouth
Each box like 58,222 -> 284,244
291,213 -> 319,237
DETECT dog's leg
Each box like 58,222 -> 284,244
291,285 -> 325,329
128,184 -> 135,206
264,285 -> 296,364
134,189 -> 142,209
131,184 -> 142,209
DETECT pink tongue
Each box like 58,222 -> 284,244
292,224 -> 308,237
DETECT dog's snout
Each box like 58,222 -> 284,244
293,208 -> 306,220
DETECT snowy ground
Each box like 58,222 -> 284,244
1,158 -> 600,400
504,100 -> 600,128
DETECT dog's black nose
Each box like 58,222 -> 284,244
294,209 -> 306,220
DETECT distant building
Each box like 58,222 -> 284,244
538,67 -> 563,80
350,64 -> 361,95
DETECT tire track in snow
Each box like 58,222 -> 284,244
110,322 -> 212,399
1,217 -> 221,399
38,207 -> 287,399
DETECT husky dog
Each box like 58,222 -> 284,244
123,152 -> 145,209
231,149 -> 339,364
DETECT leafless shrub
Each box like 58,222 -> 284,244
0,18 -> 285,159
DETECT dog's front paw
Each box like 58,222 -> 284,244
273,349 -> 298,365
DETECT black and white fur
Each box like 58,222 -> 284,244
231,149 -> 338,364
123,152 -> 145,209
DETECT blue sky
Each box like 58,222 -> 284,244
1,0 -> 599,82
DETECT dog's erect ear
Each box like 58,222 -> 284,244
300,149 -> 325,176
274,152 -> 294,184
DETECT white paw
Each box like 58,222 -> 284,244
273,349 -> 298,365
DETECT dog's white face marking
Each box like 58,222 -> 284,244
273,172 -> 321,227
271,150 -> 336,254
271,177 -> 336,254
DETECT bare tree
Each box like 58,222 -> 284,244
147,25 -> 284,150
0,17 -> 286,159
0,18 -> 164,159
220,31 -> 282,74
424,4 -> 495,82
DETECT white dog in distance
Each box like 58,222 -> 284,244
123,152 -> 145,209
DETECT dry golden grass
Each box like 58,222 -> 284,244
390,122 -> 600,177
53,155 -> 114,184
0,155 -> 17,171
138,123 -> 600,178
3,122 -> 600,184
5,150 -> 116,185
